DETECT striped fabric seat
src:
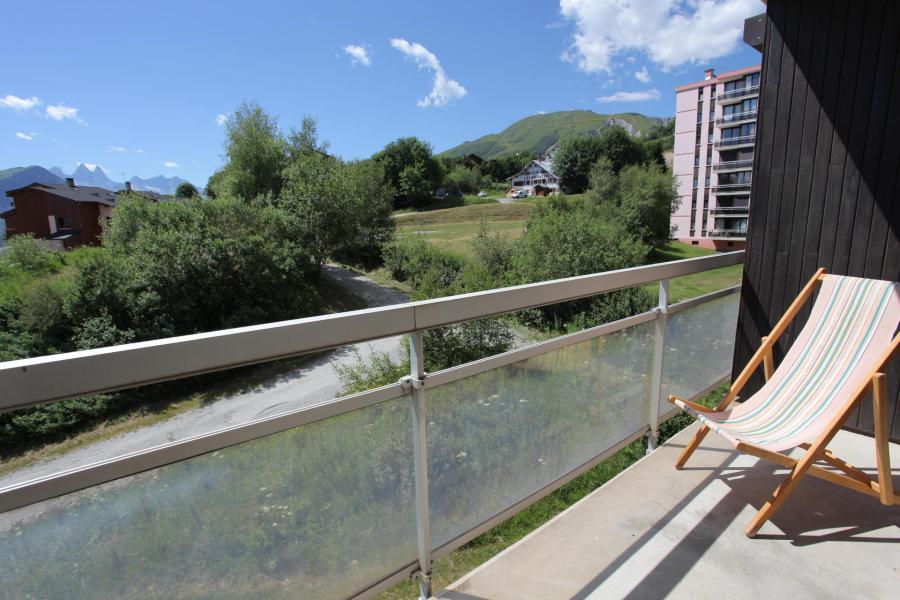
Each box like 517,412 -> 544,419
674,275 -> 900,452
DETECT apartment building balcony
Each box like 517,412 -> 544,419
711,206 -> 750,217
714,159 -> 754,172
715,135 -> 756,149
716,110 -> 758,126
717,85 -> 760,104
708,228 -> 748,240
711,182 -> 751,195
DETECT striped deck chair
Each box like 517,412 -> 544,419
669,269 -> 900,537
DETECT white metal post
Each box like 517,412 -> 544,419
409,331 -> 432,599
648,279 -> 669,453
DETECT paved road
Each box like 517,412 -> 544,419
0,265 -> 408,488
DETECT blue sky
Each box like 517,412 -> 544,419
0,0 -> 763,186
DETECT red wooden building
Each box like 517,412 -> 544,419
1,179 -> 160,249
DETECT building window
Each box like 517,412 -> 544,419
705,175 -> 711,187
56,216 -> 71,229
693,177 -> 699,188
708,130 -> 713,143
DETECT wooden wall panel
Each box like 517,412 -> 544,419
734,0 -> 900,440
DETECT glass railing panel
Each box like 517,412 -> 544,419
0,334 -> 406,490
0,395 -> 417,600
425,320 -> 655,549
661,294 -> 740,415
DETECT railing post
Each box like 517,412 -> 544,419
409,331 -> 432,599
647,279 -> 669,453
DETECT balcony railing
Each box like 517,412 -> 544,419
711,206 -> 750,216
708,229 -> 748,239
714,135 -> 756,149
711,183 -> 751,194
716,110 -> 758,125
717,85 -> 760,103
0,252 -> 744,600
714,159 -> 753,172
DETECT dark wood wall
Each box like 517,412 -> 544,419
734,0 -> 900,441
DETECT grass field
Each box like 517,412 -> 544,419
650,242 -> 743,303
393,201 -> 743,301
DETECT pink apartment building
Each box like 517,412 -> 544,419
672,65 -> 761,250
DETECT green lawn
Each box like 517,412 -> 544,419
649,242 -> 743,303
393,201 -> 742,301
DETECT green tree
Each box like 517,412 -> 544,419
445,164 -> 483,194
175,182 -> 199,198
373,137 -> 444,208
612,165 -> 679,246
552,136 -> 605,193
553,126 -> 648,192
287,115 -> 329,160
597,125 -> 648,172
279,153 -> 350,274
588,163 -> 679,246
334,160 -> 394,267
205,169 -> 225,199
218,100 -> 287,201
512,197 -> 653,330
71,195 -> 319,342
482,154 -> 531,183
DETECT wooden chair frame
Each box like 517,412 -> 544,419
670,268 -> 900,538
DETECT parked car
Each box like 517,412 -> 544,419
513,190 -> 528,199
477,191 -> 488,197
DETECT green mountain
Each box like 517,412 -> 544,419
440,110 -> 670,159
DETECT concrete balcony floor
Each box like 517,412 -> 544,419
441,423 -> 899,600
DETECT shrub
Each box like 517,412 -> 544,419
383,237 -> 466,298
1,234 -> 60,274
511,196 -> 654,331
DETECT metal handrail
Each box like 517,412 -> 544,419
711,183 -> 751,194
716,110 -> 758,124
0,251 -> 744,411
714,135 -> 756,148
717,85 -> 760,101
714,159 -> 753,171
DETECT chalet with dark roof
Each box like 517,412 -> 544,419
1,178 -> 161,249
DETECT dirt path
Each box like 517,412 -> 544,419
0,265 -> 408,489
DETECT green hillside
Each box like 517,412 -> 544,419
0,167 -> 27,180
441,110 -> 669,159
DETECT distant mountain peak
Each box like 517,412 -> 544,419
44,164 -> 195,196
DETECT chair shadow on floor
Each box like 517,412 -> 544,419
569,439 -> 899,600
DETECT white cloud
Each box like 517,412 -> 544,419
164,161 -> 179,168
536,110 -> 547,115
560,0 -> 760,73
390,38 -> 467,107
214,113 -> 228,126
343,44 -> 372,66
635,66 -> 651,83
15,132 -> 33,140
597,89 -> 661,102
109,145 -> 127,152
134,148 -> 144,154
0,95 -> 41,111
46,103 -> 87,125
